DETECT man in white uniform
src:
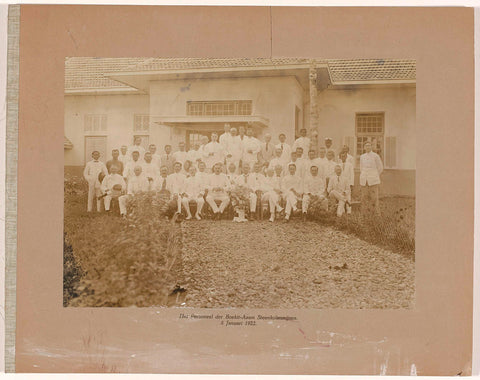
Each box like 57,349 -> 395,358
262,167 -> 284,222
123,150 -> 144,182
148,144 -> 162,168
83,150 -> 108,212
219,123 -> 231,149
118,145 -> 129,166
341,145 -> 355,167
181,166 -> 206,220
206,163 -> 231,219
152,166 -> 171,198
359,141 -> 383,215
172,141 -> 188,167
292,128 -> 311,158
100,165 -> 126,213
268,147 -> 286,171
203,133 -> 224,172
324,149 -> 337,187
339,150 -> 355,195
241,126 -> 261,169
186,142 -> 202,167
235,163 -> 260,221
127,136 -> 145,159
226,162 -> 238,185
168,162 -> 187,214
160,145 -> 175,174
196,161 -> 209,193
142,151 -> 160,190
275,133 -> 292,164
302,165 -> 328,220
327,164 -> 351,217
281,163 -> 303,222
304,149 -> 325,180
225,127 -> 242,171
118,165 -> 150,216
285,151 -> 306,179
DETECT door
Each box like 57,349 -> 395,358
85,136 -> 107,164
186,129 -> 223,150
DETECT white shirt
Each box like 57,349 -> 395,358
203,141 -> 224,168
339,161 -> 355,187
152,176 -> 170,193
167,172 -> 186,194
196,171 -> 210,191
324,160 -> 337,179
281,174 -> 303,194
275,142 -> 292,163
118,154 -> 129,165
123,159 -> 144,181
127,175 -> 150,195
303,174 -> 326,196
207,173 -> 230,193
268,156 -> 286,171
186,149 -> 202,165
226,172 -> 238,185
346,153 -> 355,167
242,136 -> 261,163
219,132 -> 231,149
263,175 -> 282,193
141,161 -> 160,181
304,158 -> 326,180
127,144 -> 145,159
83,160 -> 108,185
292,136 -> 311,158
285,159 -> 306,179
100,173 -> 126,194
183,175 -> 205,198
360,151 -> 383,186
327,174 -> 350,195
151,154 -> 162,168
172,150 -> 188,165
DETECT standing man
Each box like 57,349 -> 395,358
302,165 -> 328,220
168,162 -> 187,214
118,165 -> 150,216
186,142 -> 202,167
106,149 -> 124,174
238,125 -> 246,141
127,136 -> 145,158
172,141 -> 188,166
142,151 -> 161,190
327,164 -> 351,217
225,126 -> 242,171
268,147 -> 285,171
100,165 -> 126,213
305,149 -> 325,180
83,151 -> 108,212
276,133 -> 292,164
160,144 -> 175,174
324,137 -> 334,153
219,123 -> 231,149
148,144 -> 162,168
359,141 -> 383,215
206,163 -> 231,219
262,167 -> 284,222
341,145 -> 355,167
292,128 -> 311,158
123,150 -> 143,182
203,132 -> 224,172
339,150 -> 355,197
295,147 -> 307,178
281,163 -> 303,222
242,126 -> 261,169
258,133 -> 275,168
324,149 -> 337,187
181,166 -> 205,220
118,145 -> 129,166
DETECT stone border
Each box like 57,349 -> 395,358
5,4 -> 19,373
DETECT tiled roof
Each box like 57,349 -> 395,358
328,59 -> 416,82
65,57 -> 416,91
64,135 -> 73,149
65,57 -> 145,90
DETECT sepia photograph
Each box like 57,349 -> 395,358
63,57 -> 416,309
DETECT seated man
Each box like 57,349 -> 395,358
234,163 -> 259,221
226,162 -> 238,185
168,161 -> 187,214
181,166 -> 205,220
152,166 -> 171,199
302,165 -> 328,221
123,150 -> 143,182
118,165 -> 150,216
206,162 -> 230,220
262,167 -> 284,222
142,151 -> 160,190
327,164 -> 351,217
100,165 -> 126,213
281,163 -> 303,222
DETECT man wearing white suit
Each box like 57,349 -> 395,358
241,126 -> 261,169
118,165 -> 150,216
167,161 -> 187,214
275,133 -> 292,164
327,164 -> 351,217
203,133 -> 225,172
262,167 -> 284,222
281,163 -> 303,222
181,166 -> 206,220
302,165 -> 328,220
206,163 -> 231,219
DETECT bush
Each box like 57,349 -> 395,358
308,196 -> 415,257
64,190 -> 181,307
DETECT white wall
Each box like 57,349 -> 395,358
148,76 -> 305,146
315,85 -> 416,170
64,94 -> 149,166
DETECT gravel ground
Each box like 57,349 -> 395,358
180,219 -> 415,309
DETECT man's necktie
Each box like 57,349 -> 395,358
281,144 -> 284,151
266,143 -> 268,152
244,175 -> 247,184
162,178 -> 166,190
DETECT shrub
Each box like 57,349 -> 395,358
64,191 -> 181,307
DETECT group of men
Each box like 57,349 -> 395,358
82,124 -> 384,222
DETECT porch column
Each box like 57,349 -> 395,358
309,60 -> 319,137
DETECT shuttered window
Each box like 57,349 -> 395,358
385,136 -> 397,168
355,112 -> 384,166
134,114 -> 150,132
84,114 -> 107,133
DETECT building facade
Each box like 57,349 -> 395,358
64,58 -> 416,196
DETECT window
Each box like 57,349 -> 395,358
134,114 -> 150,132
84,114 -> 107,133
85,136 -> 107,164
186,101 -> 252,116
355,112 -> 384,165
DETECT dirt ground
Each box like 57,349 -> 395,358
179,219 -> 415,309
